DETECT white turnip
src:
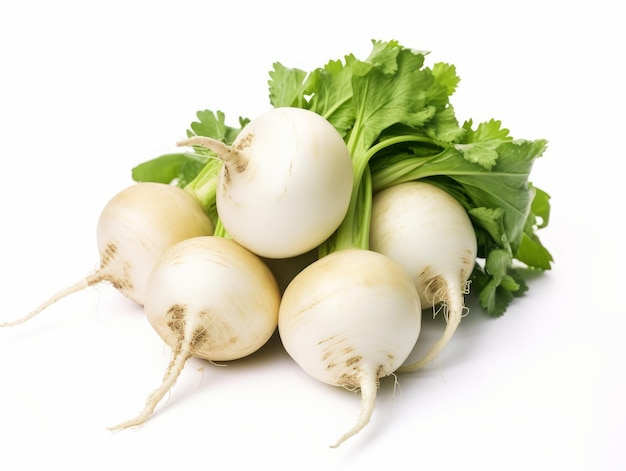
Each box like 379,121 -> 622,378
1,182 -> 214,327
278,249 -> 421,447
110,235 -> 280,429
176,107 -> 353,259
369,181 -> 477,370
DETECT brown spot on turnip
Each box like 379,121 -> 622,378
318,334 -> 338,345
231,134 -> 253,172
100,242 -> 134,293
191,327 -> 207,349
234,133 -> 254,152
109,269 -> 133,293
338,372 -> 361,391
222,166 -> 231,186
100,242 -> 117,266
166,304 -> 187,339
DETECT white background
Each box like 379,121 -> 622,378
1,1 -> 624,470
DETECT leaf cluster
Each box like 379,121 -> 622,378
268,40 -> 552,316
130,39 -> 552,317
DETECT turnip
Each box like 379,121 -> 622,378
176,106 -> 353,259
110,235 -> 280,429
278,248 -> 421,448
369,181 -> 477,370
1,182 -> 214,327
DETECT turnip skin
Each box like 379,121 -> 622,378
177,107 -> 354,259
110,236 -> 280,430
278,249 -> 421,448
369,181 -> 478,370
95,182 -> 215,305
1,182 -> 214,327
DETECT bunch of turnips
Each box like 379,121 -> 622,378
2,40 -> 552,447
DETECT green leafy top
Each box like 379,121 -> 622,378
130,39 -> 552,317
268,39 -> 552,316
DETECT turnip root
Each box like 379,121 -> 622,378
177,107 -> 353,259
369,181 -> 477,370
1,182 -> 214,327
110,236 -> 280,429
278,249 -> 421,448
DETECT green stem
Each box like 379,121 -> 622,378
319,165 -> 372,257
321,128 -> 436,256
371,152 -> 446,191
367,133 -> 436,157
183,157 -> 222,225
319,125 -> 437,257
212,217 -> 229,239
371,153 -> 521,192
